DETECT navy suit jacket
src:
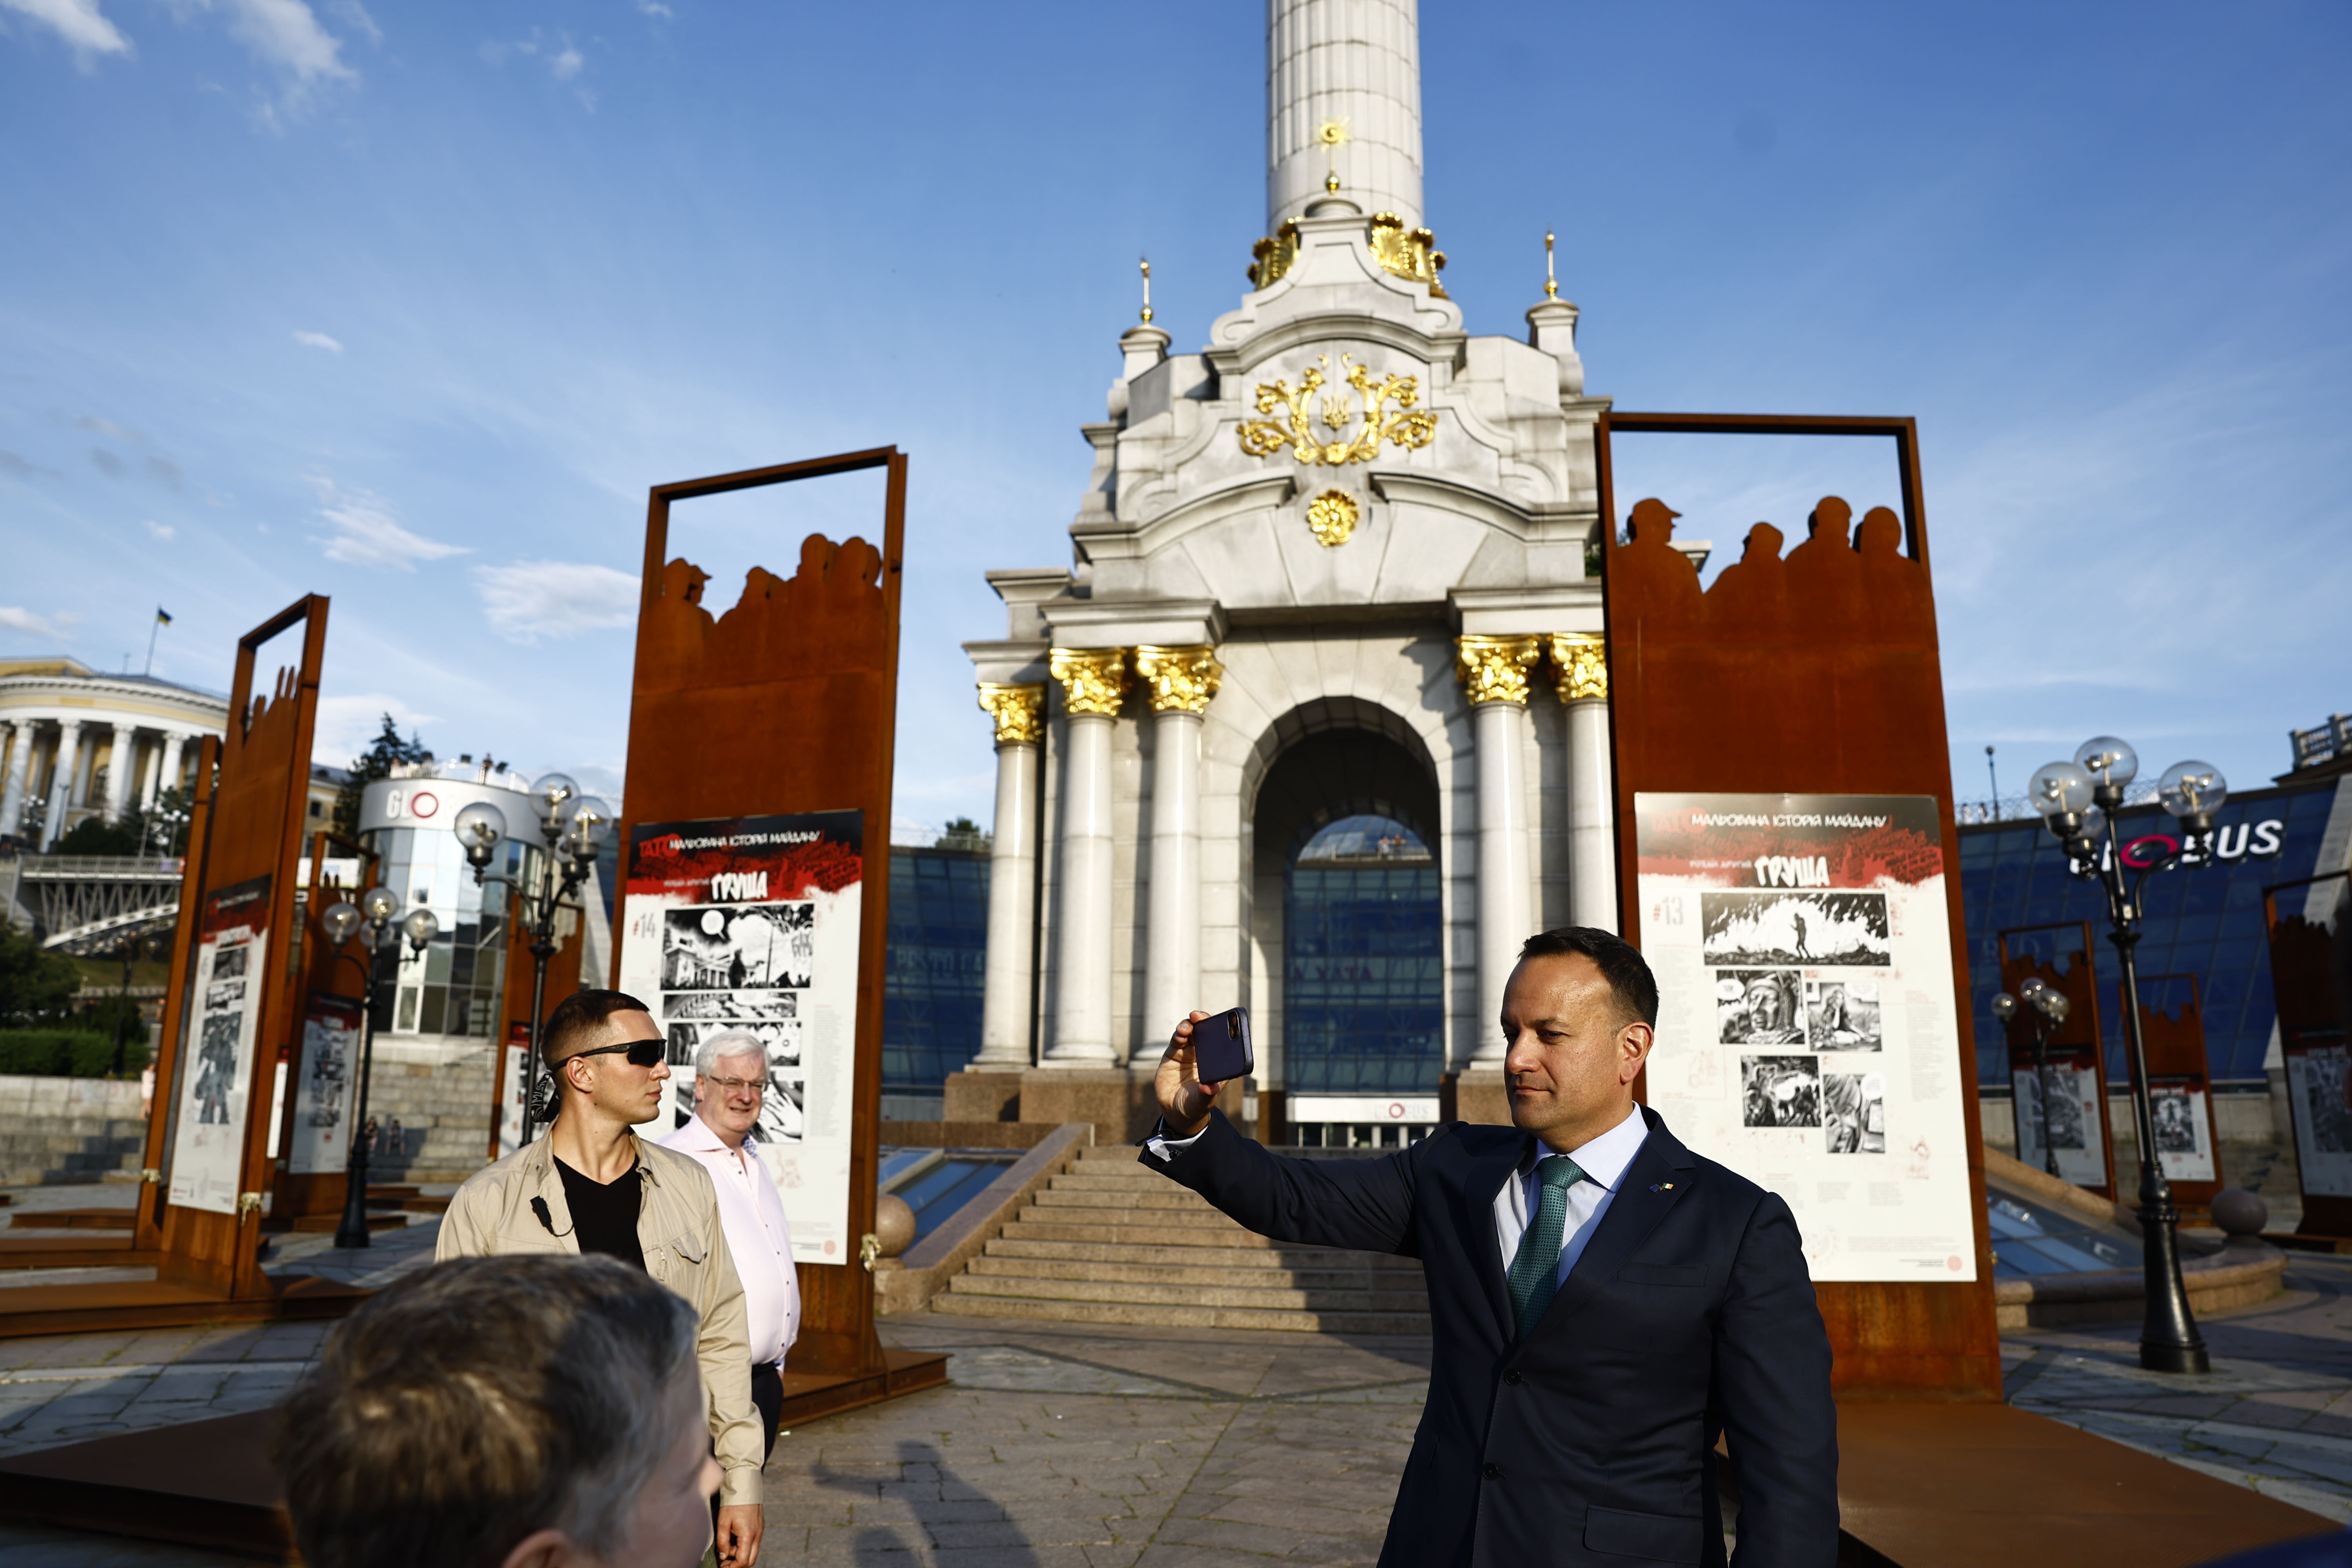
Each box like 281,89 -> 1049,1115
1145,1107 -> 1838,1567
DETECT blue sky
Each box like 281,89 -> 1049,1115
2,0 -> 2347,833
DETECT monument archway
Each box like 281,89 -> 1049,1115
1245,709 -> 1444,1143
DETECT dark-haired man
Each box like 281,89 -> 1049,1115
438,989 -> 766,1567
274,1254 -> 719,1568
1146,927 -> 1838,1567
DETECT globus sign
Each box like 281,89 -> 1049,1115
2069,817 -> 2285,875
382,787 -> 441,821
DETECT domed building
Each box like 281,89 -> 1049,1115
0,657 -> 227,851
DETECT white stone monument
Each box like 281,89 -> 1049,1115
959,0 -> 1621,1138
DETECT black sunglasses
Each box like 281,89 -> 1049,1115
565,1038 -> 667,1069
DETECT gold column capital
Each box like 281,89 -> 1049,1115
1048,647 -> 1128,718
1132,645 -> 1223,715
1546,633 -> 1609,702
976,682 -> 1045,745
1454,635 -> 1543,708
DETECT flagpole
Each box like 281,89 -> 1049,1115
144,618 -> 158,676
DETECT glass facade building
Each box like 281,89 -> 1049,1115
881,845 -> 991,1093
1957,776 -> 2349,1086
1283,816 -> 1445,1095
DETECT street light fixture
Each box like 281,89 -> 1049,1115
2027,733 -> 2229,1373
318,891 -> 439,1249
1993,979 -> 2073,1180
456,772 -> 613,1145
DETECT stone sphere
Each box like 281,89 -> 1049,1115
2210,1187 -> 2269,1238
873,1193 -> 916,1258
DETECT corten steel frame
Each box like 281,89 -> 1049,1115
137,598 -> 333,1295
2119,971 -> 2225,1221
2265,871 -> 2352,1238
269,831 -> 381,1225
1997,922 -> 2118,1198
612,446 -> 944,1420
1596,411 -> 2002,1401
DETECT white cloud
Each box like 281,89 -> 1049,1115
292,329 -> 342,353
219,0 -> 347,83
312,693 -> 437,769
636,0 -> 671,16
323,0 -> 375,45
549,42 -> 581,79
1,0 -> 130,58
142,519 -> 175,541
0,607 -> 66,639
472,560 -> 638,644
307,480 -> 468,571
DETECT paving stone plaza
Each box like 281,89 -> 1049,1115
2,1183 -> 2352,1565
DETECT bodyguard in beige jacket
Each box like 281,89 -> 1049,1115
437,989 -> 766,1567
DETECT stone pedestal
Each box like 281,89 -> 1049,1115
942,1069 -> 1023,1124
1454,1068 -> 1513,1128
1016,1068 -> 1158,1145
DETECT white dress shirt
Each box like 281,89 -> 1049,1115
657,1112 -> 800,1367
1147,1102 -> 1649,1290
1493,1104 -> 1649,1288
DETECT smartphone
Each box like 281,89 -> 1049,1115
1192,1007 -> 1254,1084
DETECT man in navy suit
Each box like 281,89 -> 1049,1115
1144,926 -> 1838,1567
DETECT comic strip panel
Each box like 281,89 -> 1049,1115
1716,970 -> 1807,1046
2299,1050 -> 2352,1154
1824,1073 -> 1886,1154
1701,891 -> 1891,968
2015,1072 -> 2087,1152
2152,1086 -> 2203,1155
659,905 -> 813,991
1741,1054 -> 1822,1128
1804,978 -> 1883,1051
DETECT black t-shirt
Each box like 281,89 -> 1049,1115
554,1156 -> 645,1272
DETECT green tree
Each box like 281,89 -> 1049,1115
143,784 -> 194,856
51,815 -> 142,856
0,922 -> 80,1027
332,714 -> 434,838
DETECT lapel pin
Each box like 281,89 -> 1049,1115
1649,1182 -> 1675,1192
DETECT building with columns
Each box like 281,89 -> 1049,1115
0,658 -> 225,852
958,0 -> 1635,1140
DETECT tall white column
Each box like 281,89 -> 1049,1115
1550,636 -> 1618,933
1459,637 -> 1540,1066
102,723 -> 138,822
0,723 -> 29,838
971,684 -> 1044,1069
1044,649 -> 1125,1067
140,740 -> 163,810
41,720 -> 83,851
158,732 -> 189,801
1267,0 -> 1425,232
1136,646 -> 1223,1053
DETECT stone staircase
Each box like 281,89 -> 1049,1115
931,1143 -> 1430,1334
0,1115 -> 144,1186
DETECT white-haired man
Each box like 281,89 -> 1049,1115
658,1028 -> 800,1456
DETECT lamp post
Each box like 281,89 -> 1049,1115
2025,735 -> 2228,1374
453,773 -> 613,1146
1993,978 -> 2073,1180
320,886 -> 440,1250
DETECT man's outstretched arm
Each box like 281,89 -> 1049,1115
1144,1013 -> 1419,1256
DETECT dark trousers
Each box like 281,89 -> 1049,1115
750,1361 -> 784,1460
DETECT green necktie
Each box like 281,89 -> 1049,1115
1508,1155 -> 1586,1338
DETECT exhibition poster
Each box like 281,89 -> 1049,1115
169,875 -> 271,1214
2287,1045 -> 2352,1198
617,810 -> 862,1265
1635,793 -> 1977,1283
2148,1080 -> 2217,1183
287,991 -> 363,1175
2011,1060 -> 2107,1189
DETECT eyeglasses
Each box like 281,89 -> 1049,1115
564,1038 -> 667,1070
704,1073 -> 765,1096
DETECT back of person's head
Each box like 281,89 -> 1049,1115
541,988 -> 653,1069
272,1253 -> 701,1568
1517,927 -> 1660,1028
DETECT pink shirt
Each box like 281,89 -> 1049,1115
657,1112 -> 801,1367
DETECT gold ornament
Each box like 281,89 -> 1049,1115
1132,645 -> 1223,714
1455,635 -> 1542,708
1237,354 -> 1438,466
1248,220 -> 1300,289
976,682 -> 1045,744
1547,634 -> 1608,701
1368,213 -> 1447,298
1306,490 -> 1360,547
1049,648 -> 1127,717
